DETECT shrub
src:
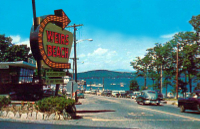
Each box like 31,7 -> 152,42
0,96 -> 11,108
35,96 -> 75,113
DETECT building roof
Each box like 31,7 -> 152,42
0,61 -> 36,69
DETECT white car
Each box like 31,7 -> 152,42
167,92 -> 174,98
85,90 -> 91,94
112,90 -> 119,97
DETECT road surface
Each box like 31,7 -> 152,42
1,94 -> 200,129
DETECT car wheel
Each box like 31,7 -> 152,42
197,104 -> 200,113
157,103 -> 160,106
180,105 -> 185,112
142,101 -> 146,105
137,101 -> 140,104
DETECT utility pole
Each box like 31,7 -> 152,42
103,78 -> 104,91
67,24 -> 83,82
176,43 -> 179,99
160,64 -> 162,94
90,81 -> 92,91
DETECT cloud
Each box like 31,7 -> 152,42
11,35 -> 21,43
68,27 -> 172,72
79,54 -> 86,58
88,48 -> 108,57
10,35 -> 30,47
160,32 -> 178,39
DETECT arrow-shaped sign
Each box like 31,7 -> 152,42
54,9 -> 71,29
34,9 -> 72,69
39,9 -> 71,33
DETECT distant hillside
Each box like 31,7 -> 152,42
78,70 -> 136,79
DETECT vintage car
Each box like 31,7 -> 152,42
132,91 -> 141,99
178,90 -> 200,113
136,90 -> 161,105
77,91 -> 84,99
111,90 -> 120,97
101,90 -> 112,97
155,90 -> 164,100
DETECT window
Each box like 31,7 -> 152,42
19,68 -> 34,84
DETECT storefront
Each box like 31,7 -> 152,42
0,61 -> 35,85
0,61 -> 42,99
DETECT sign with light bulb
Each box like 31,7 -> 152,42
30,9 -> 73,69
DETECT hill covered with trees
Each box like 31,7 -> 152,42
78,70 -> 136,79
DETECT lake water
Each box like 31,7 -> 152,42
83,77 -> 197,96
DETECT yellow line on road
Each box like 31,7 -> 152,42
139,106 -> 200,121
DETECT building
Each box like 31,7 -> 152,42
0,60 -> 42,100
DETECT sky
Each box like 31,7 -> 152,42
0,0 -> 200,73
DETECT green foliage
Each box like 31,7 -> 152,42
0,96 -> 11,108
78,70 -> 135,79
131,24 -> 200,94
141,86 -> 147,91
0,34 -> 33,62
129,79 -> 139,91
194,83 -> 200,91
189,15 -> 200,32
35,96 -> 75,112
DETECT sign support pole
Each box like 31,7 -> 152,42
37,60 -> 42,84
32,0 -> 42,84
32,0 -> 37,31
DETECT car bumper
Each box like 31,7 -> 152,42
144,100 -> 160,104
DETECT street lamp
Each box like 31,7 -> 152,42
74,38 -> 93,82
76,39 -> 93,43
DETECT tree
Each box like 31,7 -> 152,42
173,32 -> 199,93
189,15 -> 200,43
0,34 -> 12,62
141,86 -> 147,91
0,34 -> 33,62
129,79 -> 139,91
131,54 -> 152,87
194,83 -> 200,91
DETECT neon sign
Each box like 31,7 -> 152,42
30,9 -> 73,69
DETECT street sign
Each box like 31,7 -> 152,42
46,71 -> 66,77
30,9 -> 73,69
45,79 -> 63,85
66,80 -> 79,92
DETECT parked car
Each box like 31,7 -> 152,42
77,91 -> 84,99
126,92 -> 134,98
119,90 -> 127,98
101,90 -> 112,97
132,91 -> 141,99
155,90 -> 164,100
167,92 -> 174,98
90,90 -> 97,95
112,90 -> 119,97
136,90 -> 161,105
178,90 -> 200,113
186,92 -> 191,98
85,90 -> 91,94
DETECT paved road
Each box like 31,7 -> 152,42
1,94 -> 200,129
75,94 -> 200,129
